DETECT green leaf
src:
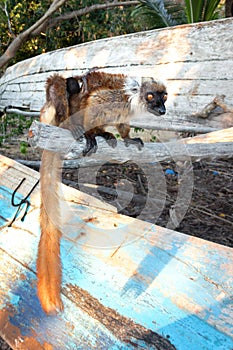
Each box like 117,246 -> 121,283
20,141 -> 28,155
203,0 -> 221,21
184,0 -> 221,23
132,0 -> 184,29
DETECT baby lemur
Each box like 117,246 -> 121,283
38,71 -> 167,313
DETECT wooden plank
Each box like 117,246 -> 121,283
0,18 -> 233,128
0,154 -> 232,349
2,59 -> 233,102
3,60 -> 233,94
0,155 -> 116,213
182,127 -> 233,144
2,80 -> 233,114
1,18 -> 233,81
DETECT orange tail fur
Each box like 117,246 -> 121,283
37,74 -> 69,313
37,150 -> 64,314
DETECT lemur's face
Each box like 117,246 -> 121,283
141,78 -> 167,116
124,76 -> 167,116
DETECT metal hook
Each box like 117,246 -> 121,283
8,178 -> 39,226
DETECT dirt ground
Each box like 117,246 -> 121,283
1,139 -> 232,247
62,158 -> 233,247
0,140 -> 232,349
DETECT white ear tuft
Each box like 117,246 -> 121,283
141,77 -> 153,83
124,76 -> 141,96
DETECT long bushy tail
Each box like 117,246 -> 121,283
37,150 -> 64,314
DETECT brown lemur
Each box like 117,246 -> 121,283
38,71 -> 167,313
66,71 -> 167,155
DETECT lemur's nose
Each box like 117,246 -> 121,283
158,107 -> 166,115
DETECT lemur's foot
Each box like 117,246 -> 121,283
100,131 -> 117,148
83,133 -> 98,156
124,137 -> 144,150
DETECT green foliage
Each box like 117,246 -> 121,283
150,134 -> 157,142
0,0 -> 136,66
132,0 -> 186,29
134,127 -> 145,133
0,1 -> 50,62
131,0 -> 224,30
0,0 -> 225,70
0,112 -> 33,146
68,7 -> 134,44
20,140 -> 28,154
184,0 -> 222,23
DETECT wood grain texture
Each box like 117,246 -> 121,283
28,121 -> 233,167
0,18 -> 233,133
0,154 -> 233,350
0,18 -> 233,350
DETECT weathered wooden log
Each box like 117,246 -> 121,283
181,127 -> 233,144
28,121 -> 233,166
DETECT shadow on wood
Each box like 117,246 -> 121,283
0,153 -> 233,350
0,17 -> 233,350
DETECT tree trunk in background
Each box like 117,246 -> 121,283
225,0 -> 233,17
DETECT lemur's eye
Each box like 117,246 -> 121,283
146,93 -> 154,101
163,93 -> 168,102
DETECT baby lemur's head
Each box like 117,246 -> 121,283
124,76 -> 167,116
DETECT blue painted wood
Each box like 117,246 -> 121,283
0,186 -> 25,226
0,249 -> 135,349
0,155 -> 233,350
60,236 -> 233,350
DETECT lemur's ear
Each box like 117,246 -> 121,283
124,76 -> 141,95
141,77 -> 153,84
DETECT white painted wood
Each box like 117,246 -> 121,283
0,154 -> 233,350
0,19 -> 233,349
0,18 -> 233,128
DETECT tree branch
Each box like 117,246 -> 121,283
3,1 -> 16,39
32,1 -> 139,35
0,0 -> 138,70
0,0 -> 66,69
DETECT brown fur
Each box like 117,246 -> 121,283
41,75 -> 69,126
38,151 -> 63,313
67,72 -> 134,148
37,71 -> 167,313
37,74 -> 69,313
69,73 -> 167,149
68,72 -> 125,115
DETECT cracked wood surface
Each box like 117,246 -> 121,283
0,154 -> 233,350
0,18 -> 233,350
28,121 -> 233,168
0,18 -> 233,133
